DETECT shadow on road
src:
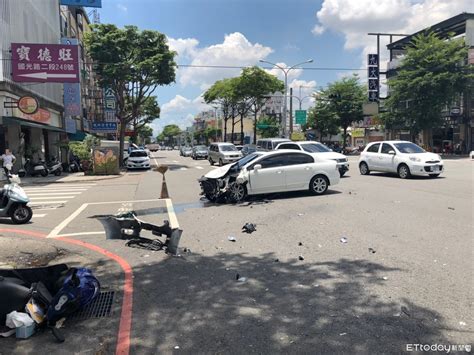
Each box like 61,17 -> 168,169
363,173 -> 446,180
129,252 -> 450,353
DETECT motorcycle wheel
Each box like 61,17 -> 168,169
18,171 -> 26,178
10,205 -> 33,224
40,170 -> 48,177
54,169 -> 62,176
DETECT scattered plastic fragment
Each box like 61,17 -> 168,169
340,237 -> 348,243
227,236 -> 237,242
174,345 -> 180,350
298,255 -> 305,261
313,284 -> 320,288
318,244 -> 322,248
183,248 -> 191,253
401,306 -> 410,317
297,213 -> 305,216
298,242 -> 303,246
274,259 -> 279,262
459,321 -> 466,326
382,276 -> 388,280
339,333 -> 347,336
242,223 -> 257,234
448,207 -> 455,210
368,248 -> 376,254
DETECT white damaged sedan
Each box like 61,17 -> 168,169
199,150 -> 340,203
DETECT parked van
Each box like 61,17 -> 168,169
208,143 -> 242,166
256,138 -> 291,151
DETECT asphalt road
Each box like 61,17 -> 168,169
1,151 -> 472,354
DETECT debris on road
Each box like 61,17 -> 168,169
183,248 -> 191,253
298,242 -> 303,246
448,207 -> 455,210
401,306 -> 411,317
174,345 -> 180,350
227,236 -> 237,242
297,213 -> 305,216
298,255 -> 305,261
368,248 -> 376,254
339,332 -> 347,336
340,237 -> 348,243
459,321 -> 466,326
274,259 -> 279,262
382,276 -> 388,280
242,223 -> 257,234
235,274 -> 247,283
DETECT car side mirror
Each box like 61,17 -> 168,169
389,150 -> 396,155
253,164 -> 262,171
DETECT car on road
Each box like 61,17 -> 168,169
182,146 -> 193,157
199,150 -> 340,203
358,141 -> 444,179
126,149 -> 151,170
275,141 -> 349,177
192,145 -> 209,160
208,143 -> 243,166
241,144 -> 257,156
256,138 -> 291,151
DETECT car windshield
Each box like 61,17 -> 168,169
196,146 -> 207,150
130,151 -> 148,157
220,145 -> 237,152
301,143 -> 332,153
394,142 -> 425,153
231,152 -> 261,169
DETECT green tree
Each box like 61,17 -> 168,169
236,67 -> 284,143
383,32 -> 472,142
324,76 -> 365,148
137,125 -> 154,144
131,97 -> 160,142
159,124 -> 181,146
84,24 -> 176,166
203,78 -> 240,142
306,97 -> 339,141
256,116 -> 279,138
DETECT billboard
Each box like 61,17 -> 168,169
12,43 -> 80,83
367,54 -> 379,102
60,0 -> 102,7
92,122 -> 117,133
62,38 -> 82,117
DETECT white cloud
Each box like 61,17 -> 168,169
117,4 -> 127,12
161,94 -> 208,116
289,79 -> 318,109
264,62 -> 304,83
312,25 -> 325,36
167,38 -> 199,59
176,32 -> 273,89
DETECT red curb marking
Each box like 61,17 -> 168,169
0,228 -> 132,355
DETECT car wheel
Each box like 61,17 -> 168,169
359,162 -> 370,175
10,204 -> 33,224
209,158 -> 214,166
309,175 -> 329,195
219,159 -> 223,166
429,174 -> 440,178
228,182 -> 247,203
398,164 -> 411,179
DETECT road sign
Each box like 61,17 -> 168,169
295,110 -> 307,125
92,122 -> 117,133
12,43 -> 79,83
60,0 -> 102,7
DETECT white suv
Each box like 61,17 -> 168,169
208,143 -> 243,166
358,141 -> 444,179
275,141 -> 349,177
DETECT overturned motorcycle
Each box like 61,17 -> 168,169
94,211 -> 182,255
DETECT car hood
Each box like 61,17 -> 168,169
128,157 -> 149,162
196,150 -> 208,153
404,152 -> 441,161
204,164 -> 234,179
309,152 -> 346,160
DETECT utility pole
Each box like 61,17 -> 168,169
289,87 -> 293,136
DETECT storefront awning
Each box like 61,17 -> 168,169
2,117 -> 65,132
68,131 -> 87,141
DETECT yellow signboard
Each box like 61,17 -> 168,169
291,132 -> 305,141
351,128 -> 365,138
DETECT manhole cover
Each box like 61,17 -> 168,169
70,291 -> 115,319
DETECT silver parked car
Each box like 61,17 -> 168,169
208,143 -> 242,166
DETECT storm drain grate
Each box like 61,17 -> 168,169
70,291 -> 115,320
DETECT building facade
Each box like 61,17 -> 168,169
386,13 -> 474,153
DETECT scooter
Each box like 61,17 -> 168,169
68,155 -> 81,173
45,157 -> 62,176
18,159 -> 48,177
0,172 -> 33,224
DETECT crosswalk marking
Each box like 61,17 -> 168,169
27,192 -> 83,196
30,200 -> 68,204
30,196 -> 76,200
32,214 -> 46,218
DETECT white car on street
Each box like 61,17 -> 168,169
358,141 -> 444,179
199,150 -> 340,202
126,149 -> 151,170
275,141 -> 349,177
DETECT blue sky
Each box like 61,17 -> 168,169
97,0 -> 472,135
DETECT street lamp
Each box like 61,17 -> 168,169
259,59 -> 313,137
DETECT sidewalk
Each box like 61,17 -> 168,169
17,172 -> 124,186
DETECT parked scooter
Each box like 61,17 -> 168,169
0,173 -> 32,224
68,155 -> 81,173
18,159 -> 48,177
45,156 -> 62,176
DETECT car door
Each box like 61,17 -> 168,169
282,153 -> 315,190
378,143 -> 397,172
247,154 -> 286,194
366,143 -> 381,170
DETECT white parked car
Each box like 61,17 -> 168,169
199,150 -> 340,203
126,149 -> 151,170
358,141 -> 444,179
275,141 -> 349,177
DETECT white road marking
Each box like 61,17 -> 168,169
179,167 -> 188,171
30,196 -> 76,200
55,231 -> 105,237
196,166 -> 204,170
27,192 -> 83,196
24,188 -> 88,192
30,200 -> 68,204
32,214 -> 46,218
47,203 -> 89,238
